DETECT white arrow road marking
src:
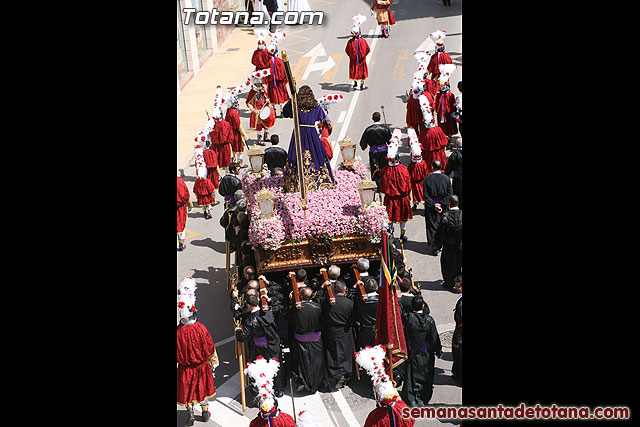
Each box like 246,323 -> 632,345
415,35 -> 435,53
302,42 -> 336,80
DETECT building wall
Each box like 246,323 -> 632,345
177,0 -> 234,92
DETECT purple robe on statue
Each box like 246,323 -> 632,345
283,105 -> 336,193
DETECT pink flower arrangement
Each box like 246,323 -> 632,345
242,168 -> 387,250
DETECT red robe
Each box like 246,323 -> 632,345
193,177 -> 215,206
424,78 -> 438,98
434,90 -> 458,136
225,107 -> 243,154
266,55 -> 290,105
407,159 -> 429,204
252,48 -> 270,71
419,126 -> 448,173
249,411 -> 296,427
202,148 -> 219,189
177,321 -> 217,406
345,36 -> 370,80
177,176 -> 190,233
406,93 -> 433,138
427,51 -> 452,83
209,119 -> 233,169
380,163 -> 413,223
364,400 -> 415,427
320,123 -> 333,160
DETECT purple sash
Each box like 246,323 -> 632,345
431,196 -> 444,204
294,331 -> 322,342
407,340 -> 431,352
271,57 -> 277,87
370,144 -> 388,153
253,336 -> 268,347
444,236 -> 458,245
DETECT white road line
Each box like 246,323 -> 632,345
331,25 -> 381,170
337,110 -> 346,123
214,335 -> 236,348
279,390 -> 337,427
331,390 -> 362,427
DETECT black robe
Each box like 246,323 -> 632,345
435,208 -> 462,289
353,292 -> 378,350
359,123 -> 391,189
235,309 -> 284,392
218,174 -> 243,200
289,300 -> 326,393
397,307 -> 442,406
423,172 -> 452,248
452,295 -> 462,382
322,295 -> 355,388
444,148 -> 462,209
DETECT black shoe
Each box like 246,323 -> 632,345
275,390 -> 284,398
353,81 -> 358,88
185,409 -> 195,426
412,204 -> 418,211
178,243 -> 186,252
201,410 -> 211,422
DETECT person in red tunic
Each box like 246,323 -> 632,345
247,69 -> 274,146
345,15 -> 370,90
434,64 -> 458,144
177,174 -> 193,251
245,356 -> 296,427
208,86 -> 234,170
417,94 -> 448,174
317,93 -> 344,161
265,32 -> 290,118
355,345 -> 415,427
370,0 -> 395,38
414,51 -> 438,98
192,145 -> 216,219
406,127 -> 429,211
380,128 -> 412,242
177,280 -> 219,426
252,28 -> 270,72
406,71 -> 434,139
223,79 -> 251,162
427,31 -> 453,85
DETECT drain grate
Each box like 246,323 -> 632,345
440,330 -> 453,348
226,47 -> 240,51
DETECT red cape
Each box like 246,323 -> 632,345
177,321 -> 216,405
249,411 -> 296,427
380,164 -> 412,223
177,176 -> 190,233
407,159 -> 429,203
225,108 -> 243,153
209,120 -> 233,168
345,37 -> 370,80
266,56 -> 290,105
364,400 -> 415,427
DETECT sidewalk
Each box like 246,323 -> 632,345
177,25 -> 260,172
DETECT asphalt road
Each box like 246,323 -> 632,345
178,0 -> 462,425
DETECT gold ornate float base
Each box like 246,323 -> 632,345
254,234 -> 380,273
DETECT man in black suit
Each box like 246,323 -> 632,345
423,159 -> 452,255
322,280 -> 354,390
264,134 -> 288,174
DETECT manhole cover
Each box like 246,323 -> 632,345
439,330 -> 453,348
